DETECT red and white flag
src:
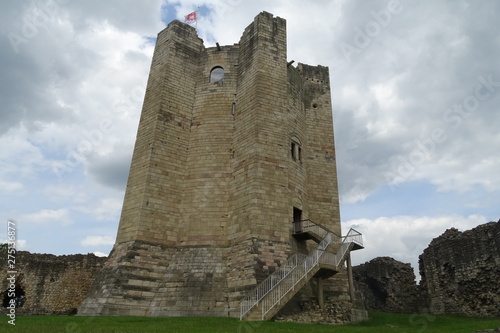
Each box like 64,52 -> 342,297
185,11 -> 197,24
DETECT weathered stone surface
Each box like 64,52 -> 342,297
419,221 -> 500,317
5,219 -> 498,320
79,11 -> 351,320
275,299 -> 354,325
352,221 -> 500,317
0,251 -> 106,315
274,269 -> 367,324
353,257 -> 425,313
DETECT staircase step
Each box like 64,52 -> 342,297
261,267 -> 320,320
240,221 -> 363,322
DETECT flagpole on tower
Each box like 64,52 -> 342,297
185,7 -> 199,29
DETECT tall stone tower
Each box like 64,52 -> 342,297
79,12 -> 362,320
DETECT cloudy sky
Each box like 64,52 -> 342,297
1,0 -> 498,279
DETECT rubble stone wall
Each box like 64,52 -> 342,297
3,221 -> 498,318
353,257 -> 426,313
353,221 -> 499,317
0,251 -> 107,315
419,221 -> 500,317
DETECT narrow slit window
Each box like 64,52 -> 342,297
291,140 -> 302,161
210,66 -> 224,83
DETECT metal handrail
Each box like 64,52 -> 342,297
293,219 -> 342,241
239,224 -> 363,321
344,228 -> 363,248
319,228 -> 363,267
239,253 -> 308,319
260,232 -> 333,319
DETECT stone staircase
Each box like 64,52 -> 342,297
240,220 -> 363,321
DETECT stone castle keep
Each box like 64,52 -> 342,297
78,12 -> 364,320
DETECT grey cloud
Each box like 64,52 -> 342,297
329,0 -> 500,201
0,1 -> 161,135
86,147 -> 132,191
62,0 -> 165,35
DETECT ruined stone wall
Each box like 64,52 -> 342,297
353,257 -> 425,313
419,221 -> 500,317
0,251 -> 106,315
352,221 -> 499,317
7,222 -> 499,318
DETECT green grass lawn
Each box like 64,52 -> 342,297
3,312 -> 499,333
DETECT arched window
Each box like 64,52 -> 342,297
210,66 -> 224,83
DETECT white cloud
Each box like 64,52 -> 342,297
0,239 -> 27,250
43,184 -> 89,203
93,251 -> 109,257
81,235 -> 115,247
344,214 -> 489,280
19,209 -> 72,226
17,239 -> 28,250
0,125 -> 48,182
0,180 -> 24,194
330,1 -> 500,204
75,197 -> 123,222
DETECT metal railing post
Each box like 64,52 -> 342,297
240,223 -> 363,320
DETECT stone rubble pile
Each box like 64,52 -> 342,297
275,299 -> 353,325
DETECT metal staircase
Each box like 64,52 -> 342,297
239,220 -> 363,321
